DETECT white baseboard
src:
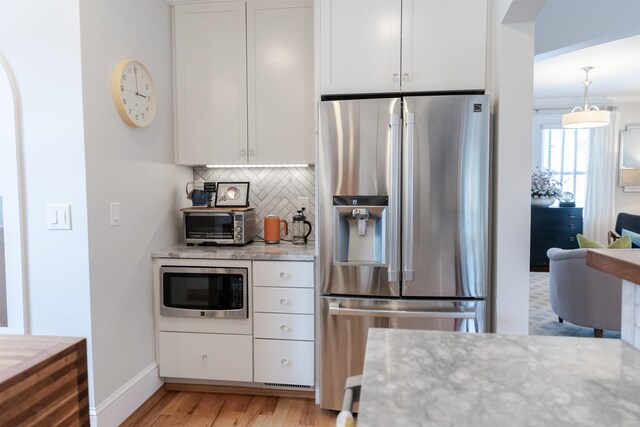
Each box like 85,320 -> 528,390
89,362 -> 164,426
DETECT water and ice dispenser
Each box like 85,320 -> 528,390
333,196 -> 388,266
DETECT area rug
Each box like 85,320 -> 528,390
528,272 -> 621,339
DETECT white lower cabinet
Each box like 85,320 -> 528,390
254,339 -> 314,386
159,331 -> 253,382
253,260 -> 315,387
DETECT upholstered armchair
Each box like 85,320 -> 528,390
546,248 -> 622,337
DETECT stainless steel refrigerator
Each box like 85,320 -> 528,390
318,95 -> 490,410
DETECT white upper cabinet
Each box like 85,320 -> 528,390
174,0 -> 314,166
247,0 -> 314,164
174,2 -> 247,165
320,0 -> 487,94
320,0 -> 401,94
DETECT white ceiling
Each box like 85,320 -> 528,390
533,34 -> 640,101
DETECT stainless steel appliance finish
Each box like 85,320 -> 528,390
318,95 -> 490,410
183,208 -> 256,245
160,266 -> 248,319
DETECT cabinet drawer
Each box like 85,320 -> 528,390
254,287 -> 314,314
253,261 -> 313,288
254,313 -> 314,341
158,332 -> 252,382
530,219 -> 582,232
254,339 -> 314,386
531,207 -> 582,221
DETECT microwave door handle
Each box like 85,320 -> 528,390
328,302 -> 476,319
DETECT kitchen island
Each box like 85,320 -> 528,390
357,329 -> 640,427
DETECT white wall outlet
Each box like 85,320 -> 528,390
46,204 -> 72,230
110,202 -> 121,226
296,196 -> 309,212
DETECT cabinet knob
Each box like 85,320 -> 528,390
402,73 -> 410,82
568,213 -> 576,218
201,354 -> 208,361
568,224 -> 576,229
281,358 -> 290,367
249,149 -> 255,157
240,149 -> 247,156
279,272 -> 289,279
280,298 -> 290,305
392,73 -> 399,82
569,236 -> 576,242
280,324 -> 290,332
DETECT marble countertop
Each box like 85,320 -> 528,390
358,329 -> 640,427
587,249 -> 640,284
151,241 -> 315,261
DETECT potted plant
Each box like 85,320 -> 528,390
531,167 -> 562,207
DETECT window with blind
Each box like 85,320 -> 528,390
541,127 -> 591,207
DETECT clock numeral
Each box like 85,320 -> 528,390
146,107 -> 149,112
120,85 -> 124,92
122,74 -> 127,80
142,113 -> 145,119
123,98 -> 127,105
145,84 -> 149,90
135,114 -> 139,120
128,109 -> 132,114
148,96 -> 151,102
134,66 -> 138,73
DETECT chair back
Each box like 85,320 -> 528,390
615,213 -> 640,248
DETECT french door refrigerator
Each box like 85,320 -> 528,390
318,95 -> 490,410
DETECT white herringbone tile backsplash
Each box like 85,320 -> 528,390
194,166 -> 316,241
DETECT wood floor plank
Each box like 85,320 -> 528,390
123,388 -> 344,427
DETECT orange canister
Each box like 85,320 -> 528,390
263,215 -> 288,244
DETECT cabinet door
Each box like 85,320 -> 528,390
159,332 -> 253,382
174,2 -> 247,165
247,0 -> 314,164
401,0 -> 487,92
320,0 -> 401,94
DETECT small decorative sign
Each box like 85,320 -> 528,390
204,182 -> 217,192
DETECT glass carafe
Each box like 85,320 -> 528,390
291,208 -> 312,245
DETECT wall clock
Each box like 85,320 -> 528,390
111,59 -> 157,128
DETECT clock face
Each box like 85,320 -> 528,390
111,59 -> 157,128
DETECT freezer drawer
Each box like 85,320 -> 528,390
319,296 -> 486,411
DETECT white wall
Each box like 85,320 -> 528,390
488,0 -> 537,334
0,0 -> 94,387
78,0 -> 191,416
535,0 -> 640,57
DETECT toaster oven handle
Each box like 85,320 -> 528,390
189,212 -> 235,218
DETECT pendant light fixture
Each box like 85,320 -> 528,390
562,66 -> 610,128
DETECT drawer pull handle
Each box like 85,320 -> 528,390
280,272 -> 289,279
568,224 -> 576,229
280,298 -> 290,305
569,214 -> 576,218
281,359 -> 290,367
201,354 -> 208,361
569,237 -> 576,242
280,325 -> 290,332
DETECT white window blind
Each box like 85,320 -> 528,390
541,127 -> 591,207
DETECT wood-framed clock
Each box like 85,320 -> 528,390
111,59 -> 157,128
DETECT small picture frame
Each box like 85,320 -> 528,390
215,182 -> 250,208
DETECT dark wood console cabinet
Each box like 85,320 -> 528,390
530,207 -> 583,271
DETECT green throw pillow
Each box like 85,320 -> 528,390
577,233 -> 631,249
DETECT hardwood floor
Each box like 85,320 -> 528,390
121,387 -> 343,426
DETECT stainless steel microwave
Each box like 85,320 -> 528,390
182,208 -> 256,245
159,266 -> 248,319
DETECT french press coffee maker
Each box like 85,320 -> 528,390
291,208 -> 312,245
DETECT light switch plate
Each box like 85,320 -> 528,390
110,202 -> 121,226
46,204 -> 71,230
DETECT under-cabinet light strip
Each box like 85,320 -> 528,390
206,163 -> 310,168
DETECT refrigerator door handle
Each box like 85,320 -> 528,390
388,114 -> 401,282
328,302 -> 476,319
403,112 -> 415,282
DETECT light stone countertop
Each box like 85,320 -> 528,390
151,241 -> 315,261
358,329 -> 640,427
